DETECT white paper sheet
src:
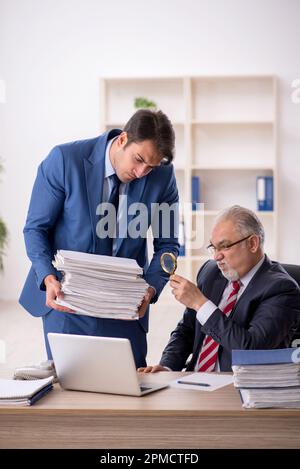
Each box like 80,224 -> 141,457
171,372 -> 234,392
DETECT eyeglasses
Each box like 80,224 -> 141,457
206,234 -> 252,256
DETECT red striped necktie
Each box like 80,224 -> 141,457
196,280 -> 241,372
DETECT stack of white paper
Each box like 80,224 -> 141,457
53,250 -> 149,320
232,348 -> 300,408
232,363 -> 300,388
239,387 -> 300,409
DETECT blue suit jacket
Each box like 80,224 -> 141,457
19,130 -> 179,333
160,256 -> 300,371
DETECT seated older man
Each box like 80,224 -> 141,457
139,205 -> 300,373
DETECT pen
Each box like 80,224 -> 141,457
177,380 -> 210,387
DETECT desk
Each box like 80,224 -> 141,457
0,372 -> 300,449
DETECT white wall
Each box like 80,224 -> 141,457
0,0 -> 300,300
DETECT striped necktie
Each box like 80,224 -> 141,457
196,280 -> 241,372
108,174 -> 121,213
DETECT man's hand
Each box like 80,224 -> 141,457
137,365 -> 169,373
137,286 -> 155,318
44,274 -> 74,313
169,274 -> 207,310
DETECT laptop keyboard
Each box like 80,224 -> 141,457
140,386 -> 152,392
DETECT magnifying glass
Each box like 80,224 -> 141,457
160,252 -> 177,275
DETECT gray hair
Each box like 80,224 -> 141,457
214,205 -> 265,246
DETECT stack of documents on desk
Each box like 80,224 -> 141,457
0,376 -> 53,406
232,348 -> 300,408
53,250 -> 149,320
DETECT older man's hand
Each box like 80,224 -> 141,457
137,365 -> 169,373
169,274 -> 208,310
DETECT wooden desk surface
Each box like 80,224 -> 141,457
1,372 -> 300,449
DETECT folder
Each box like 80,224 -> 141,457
256,176 -> 273,211
232,347 -> 297,366
191,176 -> 201,211
178,219 -> 185,256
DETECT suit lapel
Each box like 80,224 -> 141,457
231,255 -> 270,317
207,274 -> 228,305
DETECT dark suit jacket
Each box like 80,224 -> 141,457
160,256 -> 300,371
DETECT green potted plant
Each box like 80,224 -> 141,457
134,97 -> 157,110
0,160 -> 8,271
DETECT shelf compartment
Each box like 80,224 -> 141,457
192,122 -> 274,168
191,168 -> 274,212
104,78 -> 185,124
191,76 -> 275,122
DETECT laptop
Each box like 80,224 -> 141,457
47,333 -> 168,397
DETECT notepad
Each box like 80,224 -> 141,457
0,376 -> 53,406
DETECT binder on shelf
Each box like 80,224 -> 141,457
178,217 -> 185,256
191,176 -> 201,211
256,176 -> 273,211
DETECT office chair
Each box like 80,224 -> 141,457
281,263 -> 300,348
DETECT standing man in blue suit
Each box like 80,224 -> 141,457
19,109 -> 179,368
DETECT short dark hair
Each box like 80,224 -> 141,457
123,109 -> 175,165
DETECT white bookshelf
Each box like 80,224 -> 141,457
100,76 -> 278,281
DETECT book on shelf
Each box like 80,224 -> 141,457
191,176 -> 201,211
232,348 -> 300,409
256,176 -> 273,211
178,218 -> 185,256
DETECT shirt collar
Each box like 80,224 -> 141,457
239,254 -> 265,288
105,136 -> 118,179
